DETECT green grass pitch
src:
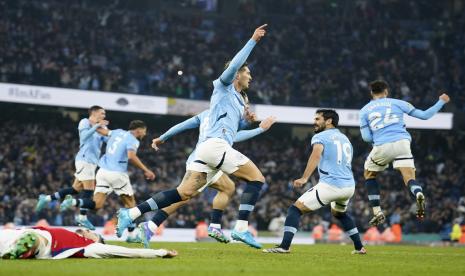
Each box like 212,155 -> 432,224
1,242 -> 464,275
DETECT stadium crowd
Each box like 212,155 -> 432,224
1,0 -> 464,112
0,112 -> 463,234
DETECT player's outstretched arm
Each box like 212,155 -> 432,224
294,144 -> 324,188
152,115 -> 202,150
80,120 -> 109,143
128,151 -> 155,180
219,24 -> 267,85
409,93 -> 450,120
235,116 -> 276,142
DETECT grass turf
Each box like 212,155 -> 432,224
1,242 -> 464,275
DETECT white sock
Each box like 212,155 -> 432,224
209,223 -> 221,229
128,228 -> 138,238
147,221 -> 158,234
129,208 -> 142,220
78,214 -> 87,220
234,220 -> 248,232
45,195 -> 52,201
373,206 -> 382,215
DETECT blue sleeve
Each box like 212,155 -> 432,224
395,99 -> 415,114
238,119 -> 250,130
359,110 -> 373,143
234,128 -> 264,143
219,39 -> 257,85
127,138 -> 140,152
311,134 -> 323,146
79,124 -> 100,144
360,127 -> 373,143
359,110 -> 369,129
408,99 -> 446,120
159,116 -> 201,142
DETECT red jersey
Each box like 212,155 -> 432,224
33,227 -> 95,258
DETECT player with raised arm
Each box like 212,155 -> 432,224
360,80 -> 450,226
60,120 -> 155,242
263,110 -> 365,254
116,24 -> 268,249
137,110 -> 276,247
35,105 -> 109,230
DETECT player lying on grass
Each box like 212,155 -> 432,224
263,110 -> 366,254
0,226 -> 177,260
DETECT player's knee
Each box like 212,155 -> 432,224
72,182 -> 83,191
331,209 -> 345,218
293,201 -> 309,213
177,187 -> 196,200
364,170 -> 377,179
222,182 -> 235,197
248,172 -> 265,183
94,200 -> 104,210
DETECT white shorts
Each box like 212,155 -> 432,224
297,182 -> 354,212
190,138 -> 250,174
186,162 -> 224,192
364,139 -> 415,172
74,161 -> 97,181
94,169 -> 134,196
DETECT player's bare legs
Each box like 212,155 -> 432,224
397,167 -> 425,219
176,171 -> 208,199
206,175 -> 235,243
92,192 -> 107,210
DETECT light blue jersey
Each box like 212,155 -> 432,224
99,129 -> 140,172
311,128 -> 355,188
75,118 -> 105,165
360,97 -> 446,146
205,39 -> 257,145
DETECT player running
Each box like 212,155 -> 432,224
117,24 -> 268,249
35,105 -> 109,229
360,80 -> 450,226
137,109 -> 276,247
263,109 -> 365,254
0,226 -> 177,259
60,120 -> 155,242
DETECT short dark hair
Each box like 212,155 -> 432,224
224,60 -> 248,72
88,105 -> 104,115
129,120 -> 147,130
369,80 -> 389,94
316,109 -> 339,127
